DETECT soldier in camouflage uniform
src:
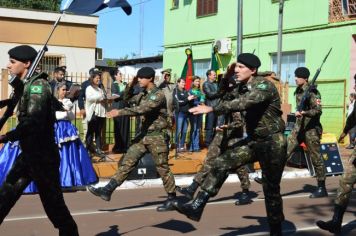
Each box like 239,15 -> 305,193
287,67 -> 327,198
88,67 -> 177,212
0,45 -> 78,236
177,71 -> 252,205
173,53 -> 287,236
316,74 -> 356,234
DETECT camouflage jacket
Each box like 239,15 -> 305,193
294,83 -> 322,131
214,75 -> 285,140
6,72 -> 56,151
122,85 -> 168,133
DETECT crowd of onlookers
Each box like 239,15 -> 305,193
49,65 -> 235,159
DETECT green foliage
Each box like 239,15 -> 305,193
0,0 -> 61,11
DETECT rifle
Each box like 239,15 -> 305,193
296,48 -> 332,112
0,15 -> 63,131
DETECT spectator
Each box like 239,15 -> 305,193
49,66 -> 73,93
172,78 -> 194,152
111,69 -> 130,153
85,70 -> 107,160
346,92 -> 356,149
188,76 -> 205,152
78,67 -> 100,140
202,69 -> 220,146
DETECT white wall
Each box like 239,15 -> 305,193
0,43 -> 95,74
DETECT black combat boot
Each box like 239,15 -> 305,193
316,204 -> 346,234
88,179 -> 119,201
176,180 -> 199,200
270,222 -> 282,236
235,189 -> 252,205
172,190 -> 210,221
310,180 -> 328,198
156,192 -> 176,212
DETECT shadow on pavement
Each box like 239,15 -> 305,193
97,195 -> 189,212
152,219 -> 196,233
96,225 -> 120,236
219,216 -> 296,235
209,190 -> 260,203
281,184 -> 317,197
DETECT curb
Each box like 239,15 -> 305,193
90,169 -> 312,190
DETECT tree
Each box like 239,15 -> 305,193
0,0 -> 61,11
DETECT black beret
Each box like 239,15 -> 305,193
89,67 -> 100,76
8,45 -> 37,63
237,53 -> 261,69
137,67 -> 155,79
295,67 -> 310,79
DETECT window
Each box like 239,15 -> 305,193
342,0 -> 356,16
197,0 -> 218,17
172,0 -> 179,9
193,59 -> 210,79
40,55 -> 66,74
271,51 -> 305,85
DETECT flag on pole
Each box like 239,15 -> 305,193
181,48 -> 194,90
211,45 -> 223,78
60,0 -> 132,15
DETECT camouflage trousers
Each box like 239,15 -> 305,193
0,148 -> 78,232
201,133 -> 287,225
287,128 -> 325,181
112,133 -> 176,193
194,131 -> 250,190
334,148 -> 356,207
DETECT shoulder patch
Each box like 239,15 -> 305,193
256,83 -> 268,90
30,85 -> 43,94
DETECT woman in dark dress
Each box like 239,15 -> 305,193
111,69 -> 130,153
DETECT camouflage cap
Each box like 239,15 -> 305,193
161,68 -> 172,74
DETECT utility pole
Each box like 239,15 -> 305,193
237,0 -> 243,56
139,0 -> 144,57
277,0 -> 285,81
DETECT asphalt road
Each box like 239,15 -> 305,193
1,175 -> 355,236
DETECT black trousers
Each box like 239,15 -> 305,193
86,115 -> 105,149
0,146 -> 78,233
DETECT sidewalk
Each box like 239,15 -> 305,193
91,143 -> 353,189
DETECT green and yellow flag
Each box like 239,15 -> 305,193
211,45 -> 223,78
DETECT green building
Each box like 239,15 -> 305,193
163,0 -> 356,134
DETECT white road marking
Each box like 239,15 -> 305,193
3,190 -> 348,222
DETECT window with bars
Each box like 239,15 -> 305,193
197,0 -> 218,17
39,55 -> 66,75
343,0 -> 356,16
271,51 -> 305,85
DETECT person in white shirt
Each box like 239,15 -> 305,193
346,93 -> 356,149
85,71 -> 107,159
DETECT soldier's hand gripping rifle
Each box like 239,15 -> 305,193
296,48 -> 332,113
0,15 -> 63,132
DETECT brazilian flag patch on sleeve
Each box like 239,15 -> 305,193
30,85 -> 43,94
256,83 -> 268,90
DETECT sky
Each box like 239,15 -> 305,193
95,0 -> 164,59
